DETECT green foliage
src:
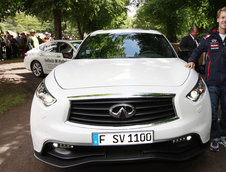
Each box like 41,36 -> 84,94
19,0 -> 129,39
0,0 -> 23,21
132,5 -> 154,29
119,16 -> 133,29
207,0 -> 226,20
22,0 -> 68,20
67,0 -> 129,39
1,0 -> 225,42
0,13 -> 54,34
133,0 -> 225,42
133,0 -> 188,42
179,2 -> 214,39
61,21 -> 79,37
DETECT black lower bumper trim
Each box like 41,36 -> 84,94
34,133 -> 208,168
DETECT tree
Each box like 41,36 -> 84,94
22,0 -> 129,39
0,13 -> 53,33
0,0 -> 23,31
207,0 -> 226,20
133,0 -> 198,42
0,0 -> 23,21
133,0 -> 225,42
22,0 -> 70,39
67,0 -> 129,39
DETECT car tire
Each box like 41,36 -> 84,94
31,61 -> 44,77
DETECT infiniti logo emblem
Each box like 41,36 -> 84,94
109,104 -> 136,119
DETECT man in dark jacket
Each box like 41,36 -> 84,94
178,27 -> 199,62
186,7 -> 226,152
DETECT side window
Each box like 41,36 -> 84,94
44,42 -> 57,52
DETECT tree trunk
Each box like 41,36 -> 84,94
166,22 -> 177,42
76,18 -> 84,40
53,9 -> 62,40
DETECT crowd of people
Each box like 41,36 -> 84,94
0,29 -> 81,61
0,30 -> 56,61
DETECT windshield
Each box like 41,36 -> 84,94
76,32 -> 176,59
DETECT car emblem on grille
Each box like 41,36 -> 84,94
109,104 -> 136,119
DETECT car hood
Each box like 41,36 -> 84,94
54,58 -> 190,89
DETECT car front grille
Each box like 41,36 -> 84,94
68,96 -> 176,126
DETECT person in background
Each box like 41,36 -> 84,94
37,35 -> 44,44
178,27 -> 199,62
186,7 -> 226,152
20,32 -> 27,57
27,29 -> 39,50
49,33 -> 54,41
9,35 -> 18,59
4,32 -> 11,59
4,31 -> 9,38
15,32 -> 22,58
43,32 -> 51,42
0,33 -> 4,61
15,32 -> 21,46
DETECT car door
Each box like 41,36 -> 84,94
41,41 -> 64,73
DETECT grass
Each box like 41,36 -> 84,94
0,80 -> 28,116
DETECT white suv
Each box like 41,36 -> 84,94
30,29 -> 211,168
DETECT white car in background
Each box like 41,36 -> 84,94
30,29 -> 211,168
24,40 -> 82,77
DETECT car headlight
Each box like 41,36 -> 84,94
186,76 -> 205,102
36,80 -> 57,106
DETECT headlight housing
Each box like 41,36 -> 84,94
186,76 -> 205,102
36,80 -> 57,106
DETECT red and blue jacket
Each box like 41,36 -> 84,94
188,26 -> 226,86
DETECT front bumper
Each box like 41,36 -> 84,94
34,133 -> 207,168
31,76 -> 211,168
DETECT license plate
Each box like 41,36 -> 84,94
92,130 -> 154,146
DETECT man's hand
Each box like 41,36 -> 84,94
185,62 -> 195,69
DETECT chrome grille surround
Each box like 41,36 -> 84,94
68,94 -> 177,126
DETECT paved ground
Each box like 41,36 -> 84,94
1,62 -> 226,172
